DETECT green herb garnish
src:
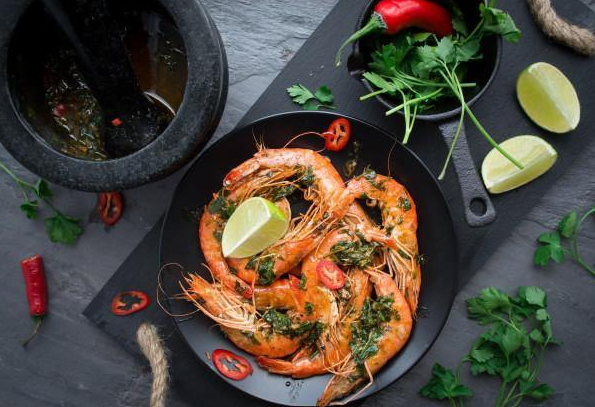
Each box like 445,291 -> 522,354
0,161 -> 83,244
208,193 -> 236,220
268,185 -> 297,201
262,309 -> 315,338
303,321 -> 325,346
296,166 -> 316,188
287,84 -> 335,111
256,256 -> 276,286
330,235 -> 381,268
305,302 -> 314,315
349,295 -> 396,369
420,286 -> 557,407
299,274 -> 307,290
534,207 -> 595,276
359,2 -> 523,179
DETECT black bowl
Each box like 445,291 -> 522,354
0,0 -> 227,191
347,0 -> 502,122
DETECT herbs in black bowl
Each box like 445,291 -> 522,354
342,0 -> 523,179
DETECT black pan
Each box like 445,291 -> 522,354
160,111 -> 458,406
347,0 -> 501,227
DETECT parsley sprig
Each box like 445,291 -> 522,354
287,83 -> 335,110
359,1 -> 523,179
421,286 -> 557,407
0,161 -> 83,244
534,207 -> 595,276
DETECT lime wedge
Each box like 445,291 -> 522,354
481,135 -> 557,194
222,197 -> 289,258
516,62 -> 580,133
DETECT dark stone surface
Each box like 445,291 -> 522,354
1,1 -> 595,407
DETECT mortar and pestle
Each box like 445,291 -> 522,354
0,0 -> 228,191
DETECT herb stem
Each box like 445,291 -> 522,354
360,89 -> 388,101
385,89 -> 442,116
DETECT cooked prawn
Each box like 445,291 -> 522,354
182,273 -> 307,358
317,272 -> 413,406
221,148 -> 353,284
346,172 -> 421,313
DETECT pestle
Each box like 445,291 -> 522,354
41,0 -> 170,158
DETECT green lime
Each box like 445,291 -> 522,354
516,62 -> 580,133
222,197 -> 289,258
481,135 -> 557,194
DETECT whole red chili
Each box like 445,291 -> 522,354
335,0 -> 453,66
20,255 -> 48,347
98,192 -> 124,226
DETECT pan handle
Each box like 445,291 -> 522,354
438,120 -> 496,227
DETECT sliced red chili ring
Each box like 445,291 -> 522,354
324,118 -> 351,152
111,291 -> 150,316
98,192 -> 124,226
111,118 -> 123,127
212,349 -> 253,380
316,259 -> 346,290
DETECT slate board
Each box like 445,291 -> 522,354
84,0 -> 595,405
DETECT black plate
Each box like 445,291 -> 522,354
160,111 -> 458,406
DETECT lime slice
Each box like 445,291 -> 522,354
481,135 -> 557,194
516,62 -> 580,133
222,197 -> 289,258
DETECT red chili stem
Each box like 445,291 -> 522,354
22,316 -> 43,348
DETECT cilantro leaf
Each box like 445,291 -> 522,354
287,83 -> 335,110
558,211 -> 577,238
20,200 -> 39,220
519,286 -> 546,308
435,37 -> 456,64
33,179 -> 53,199
314,85 -> 334,104
287,84 -> 315,105
521,382 -> 554,401
44,213 -> 83,245
480,4 -> 521,43
420,363 -> 472,400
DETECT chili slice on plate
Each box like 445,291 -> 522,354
324,118 -> 351,151
111,291 -> 150,316
212,349 -> 253,380
98,192 -> 124,226
316,259 -> 346,289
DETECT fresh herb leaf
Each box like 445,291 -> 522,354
0,161 -> 84,244
420,363 -> 472,401
44,212 -> 83,245
287,83 -> 335,110
423,286 -> 557,407
305,302 -> 314,315
479,4 -> 521,43
314,85 -> 334,104
534,207 -> 595,276
262,309 -> 316,339
20,200 -> 39,220
207,193 -> 236,219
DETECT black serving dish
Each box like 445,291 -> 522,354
159,111 -> 458,406
347,0 -> 502,227
0,0 -> 228,191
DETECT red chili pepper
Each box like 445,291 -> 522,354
98,192 -> 124,226
111,118 -> 123,127
335,0 -> 453,66
52,104 -> 67,118
20,255 -> 48,347
324,118 -> 351,152
212,349 -> 253,380
111,291 -> 150,316
316,260 -> 346,290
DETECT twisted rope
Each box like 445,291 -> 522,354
527,0 -> 595,56
137,323 -> 169,407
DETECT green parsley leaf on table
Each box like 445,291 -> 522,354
287,83 -> 335,111
0,160 -> 84,244
534,207 -> 595,276
421,286 -> 557,407
420,363 -> 472,404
